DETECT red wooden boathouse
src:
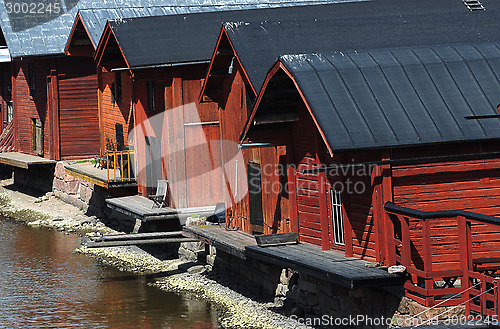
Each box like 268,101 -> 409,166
93,6 -> 352,215
201,0 -> 499,235
243,43 -> 500,312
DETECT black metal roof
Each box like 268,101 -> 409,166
105,2 -> 361,68
0,0 -> 356,58
224,0 -> 500,93
274,43 -> 500,151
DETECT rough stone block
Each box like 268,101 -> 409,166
280,269 -> 291,285
275,283 -> 289,297
53,178 -> 65,191
63,174 -> 75,182
58,193 -> 79,206
262,278 -> 276,294
298,278 -> 317,294
206,255 -> 216,266
54,162 -> 66,178
65,180 -> 79,194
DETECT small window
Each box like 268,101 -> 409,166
28,63 -> 35,98
147,81 -> 155,112
31,118 -> 43,155
6,101 -> 12,124
331,189 -> 345,245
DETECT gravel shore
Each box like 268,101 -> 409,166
0,179 -> 309,329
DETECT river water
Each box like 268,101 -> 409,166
0,219 -> 220,328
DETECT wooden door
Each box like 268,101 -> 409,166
47,71 -> 59,160
31,118 -> 43,156
145,136 -> 162,196
248,162 -> 264,234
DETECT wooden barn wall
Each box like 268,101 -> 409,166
337,151 -> 379,261
391,143 -> 500,271
57,57 -> 99,158
133,65 -> 223,209
0,62 -> 11,131
219,63 -> 290,234
133,68 -> 167,197
252,102 -> 377,259
12,59 -> 50,157
289,104 -> 322,246
180,66 -> 223,208
99,67 -> 133,153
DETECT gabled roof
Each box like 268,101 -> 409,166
202,0 -> 500,100
246,43 -> 500,153
0,0 -> 359,58
94,3 -> 361,69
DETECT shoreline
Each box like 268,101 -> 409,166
0,179 -> 309,329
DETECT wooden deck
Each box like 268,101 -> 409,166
184,225 -> 257,259
0,152 -> 55,169
65,163 -> 137,189
247,243 -> 405,289
106,195 -> 215,224
183,225 -> 405,289
80,231 -> 198,248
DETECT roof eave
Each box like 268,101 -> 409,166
241,59 -> 335,157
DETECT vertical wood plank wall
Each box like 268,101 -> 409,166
12,59 -> 49,156
99,68 -> 133,153
13,57 -> 99,159
57,57 -> 99,158
219,62 -> 290,234
133,65 -> 224,209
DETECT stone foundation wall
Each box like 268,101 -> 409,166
14,165 -> 55,194
52,162 -> 110,218
179,237 -> 465,328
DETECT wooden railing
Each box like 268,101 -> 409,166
0,121 -> 14,153
105,149 -> 136,183
385,202 -> 500,316
467,271 -> 499,317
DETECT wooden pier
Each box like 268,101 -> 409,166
65,163 -> 137,189
106,195 -> 216,225
183,225 -> 405,289
80,231 -> 197,248
0,152 -> 55,169
184,224 -> 257,259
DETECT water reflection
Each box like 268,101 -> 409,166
0,220 -> 219,328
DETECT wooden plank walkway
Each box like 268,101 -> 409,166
183,225 -> 404,289
0,152 -> 55,169
183,225 -> 257,259
65,163 -> 137,189
246,243 -> 405,289
79,231 -> 197,248
106,195 -> 215,224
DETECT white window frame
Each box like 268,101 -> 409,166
331,189 -> 345,245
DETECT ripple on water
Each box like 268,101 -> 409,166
0,219 -> 219,328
